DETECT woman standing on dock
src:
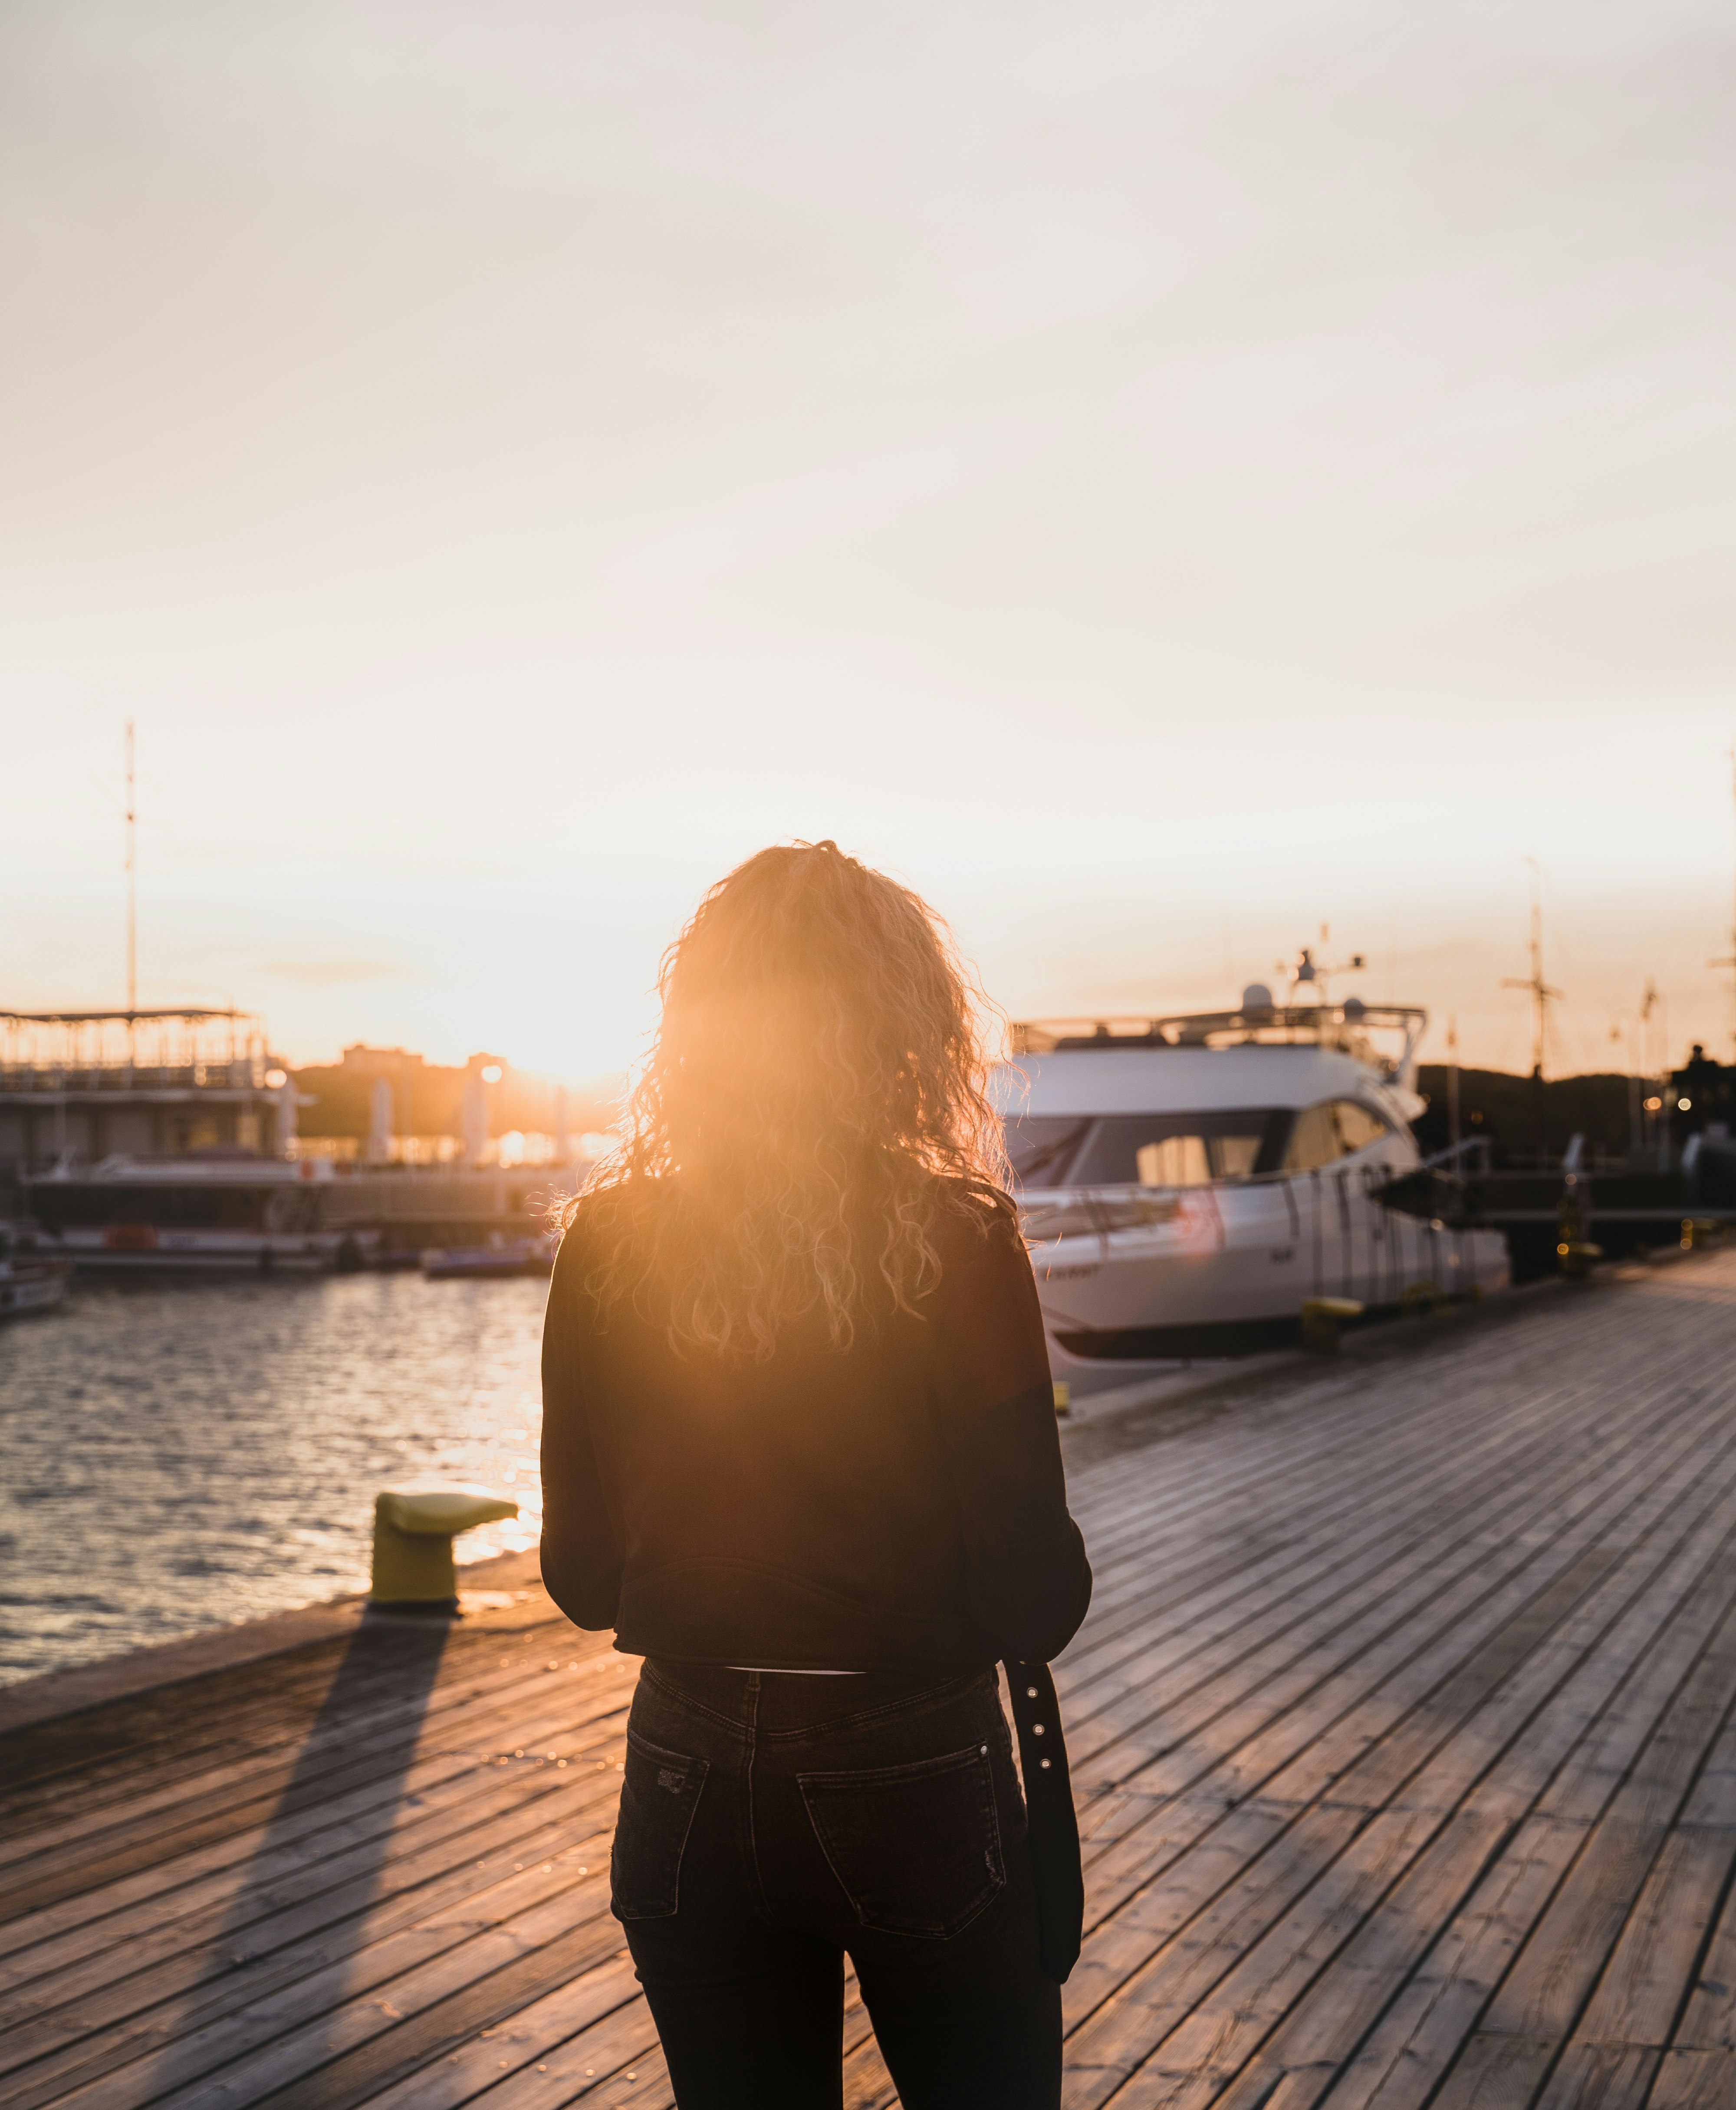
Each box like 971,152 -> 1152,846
540,841 -> 1092,2110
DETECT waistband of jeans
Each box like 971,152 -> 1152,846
641,1656 -> 992,1734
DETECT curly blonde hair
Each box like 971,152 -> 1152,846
567,841 -> 1012,1362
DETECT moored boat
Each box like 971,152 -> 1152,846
421,1233 -> 556,1280
996,984 -> 1511,1387
0,1223 -> 72,1318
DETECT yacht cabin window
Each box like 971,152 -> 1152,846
1059,1111 -> 1289,1188
1002,1117 -> 1092,1189
1282,1100 -> 1390,1172
1135,1135 -> 1211,1188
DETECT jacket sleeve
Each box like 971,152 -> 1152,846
539,1230 -> 624,1632
932,1207 -> 1092,1663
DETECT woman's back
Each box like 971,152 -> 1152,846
537,841 -> 1088,2109
542,1181 -> 1089,1673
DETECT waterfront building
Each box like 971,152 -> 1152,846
0,1008 -> 296,1175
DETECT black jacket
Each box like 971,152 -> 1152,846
539,1188 -> 1091,1672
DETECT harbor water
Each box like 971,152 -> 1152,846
0,1274 -> 548,1686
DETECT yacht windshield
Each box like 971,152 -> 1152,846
1002,1117 -> 1093,1189
1060,1110 -> 1290,1187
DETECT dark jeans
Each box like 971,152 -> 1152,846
613,1660 -> 1061,2110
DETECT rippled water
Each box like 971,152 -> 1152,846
0,1273 -> 549,1686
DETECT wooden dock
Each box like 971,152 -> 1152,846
6,1249 -> 1736,2108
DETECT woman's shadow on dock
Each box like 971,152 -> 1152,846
135,1611 -> 453,2107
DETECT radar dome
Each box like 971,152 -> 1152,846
1342,996 -> 1367,1021
1240,983 -> 1275,1016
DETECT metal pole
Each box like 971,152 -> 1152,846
1503,859 -> 1562,1167
125,720 -> 138,1021
1447,1017 -> 1461,1167
1627,1016 -> 1643,1163
1660,993 -> 1672,1171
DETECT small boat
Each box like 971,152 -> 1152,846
996,979 -> 1510,1385
421,1233 -> 556,1280
367,1247 -> 426,1273
0,1223 -> 72,1318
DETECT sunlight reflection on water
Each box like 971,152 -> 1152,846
0,1272 -> 548,1685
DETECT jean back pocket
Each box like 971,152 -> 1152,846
799,1744 -> 1005,1939
611,1730 -> 709,1920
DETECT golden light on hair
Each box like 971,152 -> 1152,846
565,840 -> 1012,1362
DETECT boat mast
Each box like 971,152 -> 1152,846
1502,858 -> 1562,1162
1708,743 -> 1736,1063
1447,1016 -> 1461,1165
124,720 -> 138,1021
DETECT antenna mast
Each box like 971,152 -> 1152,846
1502,859 -> 1562,1078
124,720 -> 138,1016
1708,742 -> 1736,1061
1502,858 -> 1563,1162
1447,1016 -> 1461,1165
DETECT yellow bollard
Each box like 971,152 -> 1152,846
369,1481 -> 520,1614
1300,1296 -> 1364,1352
1556,1239 -> 1604,1279
1052,1381 -> 1072,1418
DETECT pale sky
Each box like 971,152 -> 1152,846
4,0 -> 1733,1084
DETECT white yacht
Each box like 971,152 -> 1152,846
995,984 -> 1509,1387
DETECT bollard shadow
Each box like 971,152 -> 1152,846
134,1610 -> 453,2103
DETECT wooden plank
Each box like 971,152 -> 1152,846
322,1954 -> 646,2110
0,1647 -> 636,1918
1,1814 -> 618,2106
1319,1816 -> 1591,2109
0,1680 -> 634,1976
1475,1598 -> 1736,2061
1059,1283 -> 1736,2093
0,1653 -> 584,1884
1069,1811 -> 1440,2110
1200,1809 -> 1509,2110
1054,1295 -> 1675,1673
1429,2031 -> 1568,2109
0,1760 -> 618,2027
0,1603 -> 593,1827
1077,1341 -> 1732,1784
1651,2049 -> 1736,2107
1568,1827 -> 1736,2052
1654,1831 -> 1736,2054
1069,1382 -> 1736,1951
1086,1436 -> 1710,1832
1059,1319 -> 1691,1727
1531,2044 -> 1663,2108
1062,1365 -> 1683,1796
1072,1342 -> 1736,2101
0,1728 -> 626,2015
59,1877 -> 629,2110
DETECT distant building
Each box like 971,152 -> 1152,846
0,1008 -> 296,1174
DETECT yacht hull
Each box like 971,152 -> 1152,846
1030,1175 -> 1509,1377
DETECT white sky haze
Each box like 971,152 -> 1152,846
3,0 -> 1733,1083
